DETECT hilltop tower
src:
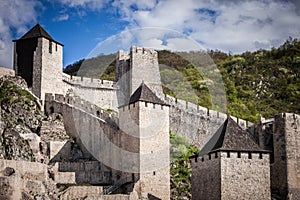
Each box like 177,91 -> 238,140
116,47 -> 163,105
191,117 -> 271,200
13,24 -> 64,101
119,83 -> 170,199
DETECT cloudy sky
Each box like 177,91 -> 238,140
1,0 -> 300,68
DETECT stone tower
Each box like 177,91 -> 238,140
13,24 -> 64,101
191,117 -> 271,200
119,83 -> 170,199
271,113 -> 300,199
116,47 -> 163,105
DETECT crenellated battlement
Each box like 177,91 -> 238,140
45,93 -> 118,126
117,50 -> 130,61
130,46 -> 158,56
193,151 -> 269,163
62,73 -> 116,90
165,95 -> 252,129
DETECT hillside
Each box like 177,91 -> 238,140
64,38 -> 300,122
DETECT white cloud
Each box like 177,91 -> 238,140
0,0 -> 41,68
112,0 -> 300,53
53,0 -> 109,10
53,14 -> 69,22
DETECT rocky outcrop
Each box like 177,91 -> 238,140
0,75 -> 42,161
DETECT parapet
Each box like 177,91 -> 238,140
165,94 -> 251,129
193,151 -> 269,163
130,46 -> 158,56
44,93 -> 118,126
117,50 -> 130,61
62,73 -> 116,90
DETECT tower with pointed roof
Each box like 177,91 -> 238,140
119,82 -> 170,199
191,117 -> 271,200
13,24 -> 64,101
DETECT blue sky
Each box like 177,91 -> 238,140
1,0 -> 300,68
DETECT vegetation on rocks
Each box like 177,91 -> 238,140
0,76 -> 42,161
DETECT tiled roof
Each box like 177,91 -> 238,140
14,24 -> 62,45
199,117 -> 263,156
129,82 -> 167,105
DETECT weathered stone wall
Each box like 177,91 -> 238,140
119,101 -> 170,200
272,113 -> 300,199
130,47 -> 163,98
116,47 -> 163,102
62,73 -> 118,111
0,159 -> 48,200
44,94 -> 137,185
139,101 -> 170,200
0,67 -> 15,77
60,186 -> 103,200
166,95 -> 253,149
191,153 -> 221,200
32,38 -> 64,101
220,151 -> 271,200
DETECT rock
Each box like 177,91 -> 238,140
0,76 -> 43,161
3,167 -> 15,176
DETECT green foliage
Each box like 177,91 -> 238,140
170,133 -> 199,199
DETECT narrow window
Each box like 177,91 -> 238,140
153,171 -> 156,175
208,154 -> 211,160
237,152 -> 241,158
259,153 -> 263,159
55,43 -> 58,51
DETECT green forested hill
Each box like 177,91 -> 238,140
64,38 -> 300,122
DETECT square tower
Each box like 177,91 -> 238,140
119,83 -> 170,199
191,117 -> 271,200
13,24 -> 64,102
116,47 -> 163,105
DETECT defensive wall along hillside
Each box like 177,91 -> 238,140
61,73 -> 118,111
165,94 -> 254,148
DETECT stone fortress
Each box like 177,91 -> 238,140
0,24 -> 298,199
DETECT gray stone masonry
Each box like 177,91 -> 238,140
192,151 -> 271,200
272,113 -> 300,199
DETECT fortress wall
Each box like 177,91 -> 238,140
166,95 -> 253,149
62,73 -> 118,111
192,151 -> 270,200
60,186 -> 103,200
44,95 -> 137,184
33,38 -> 64,101
272,113 -> 300,198
220,152 -> 271,200
0,159 -> 48,200
130,47 -> 163,98
191,153 -> 221,200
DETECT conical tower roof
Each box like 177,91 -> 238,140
199,117 -> 263,156
129,82 -> 168,106
13,24 -> 63,45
